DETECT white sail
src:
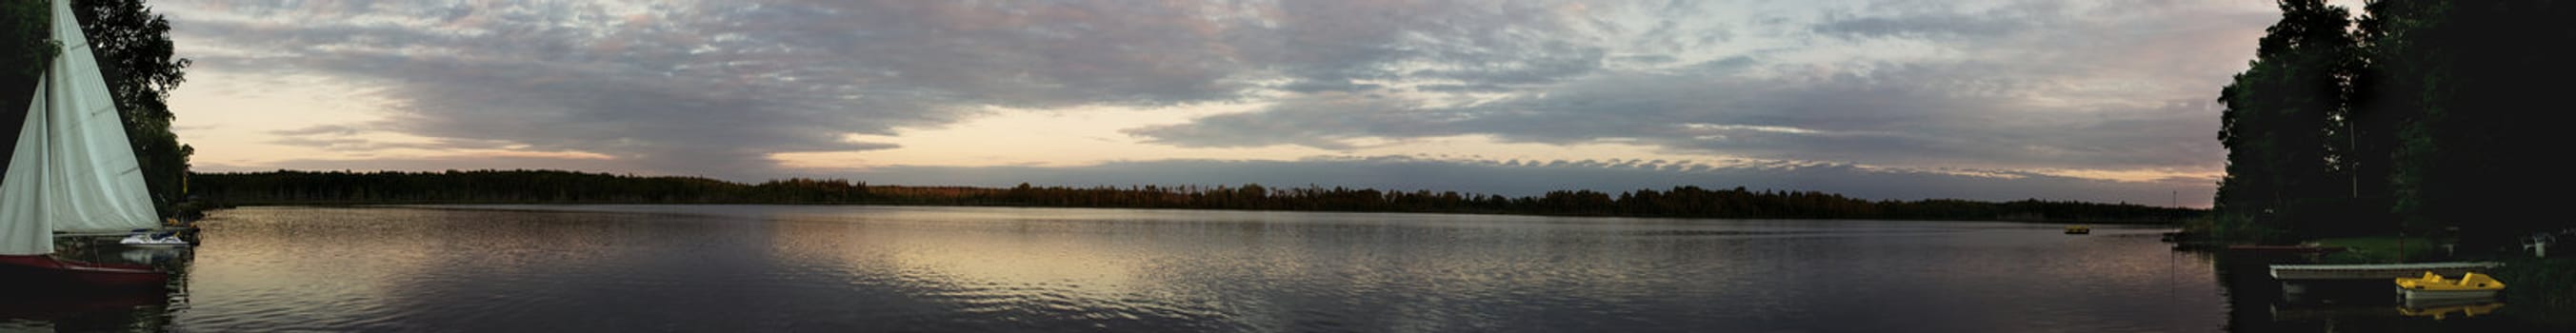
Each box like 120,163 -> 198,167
0,83 -> 49,255
0,0 -> 164,255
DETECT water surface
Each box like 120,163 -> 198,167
10,206 -> 2233,332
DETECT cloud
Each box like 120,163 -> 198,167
1228,0 -> 1604,88
1127,0 -> 2274,173
1124,91 -> 1436,149
166,0 -> 1614,178
1808,3 -> 2044,40
1130,62 -> 2227,171
162,0 -> 2272,206
199,155 -> 643,175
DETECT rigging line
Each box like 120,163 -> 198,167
37,77 -> 50,225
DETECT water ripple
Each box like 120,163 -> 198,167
0,206 -> 2275,332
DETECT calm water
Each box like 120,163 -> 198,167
7,206 -> 2254,331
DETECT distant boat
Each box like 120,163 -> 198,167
0,0 -> 170,292
2064,225 -> 2089,234
2394,271 -> 2505,302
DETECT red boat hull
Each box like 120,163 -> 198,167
0,255 -> 167,293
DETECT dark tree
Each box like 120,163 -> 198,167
2,0 -> 59,173
2214,0 -> 2361,237
1,1 -> 50,77
2368,0 -> 2576,251
2213,0 -> 2576,249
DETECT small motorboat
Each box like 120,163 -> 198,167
2395,271 -> 2505,301
118,232 -> 190,247
120,247 -> 190,264
2064,225 -> 2090,234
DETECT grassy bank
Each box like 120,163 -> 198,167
2176,215 -> 2288,245
2494,257 -> 2576,327
2312,236 -> 2448,264
2496,258 -> 2576,305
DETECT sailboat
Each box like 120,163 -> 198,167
0,0 -> 170,291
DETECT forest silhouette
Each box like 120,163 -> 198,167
192,169 -> 2200,224
2211,0 -> 2576,251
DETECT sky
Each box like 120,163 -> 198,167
152,0 -> 2320,207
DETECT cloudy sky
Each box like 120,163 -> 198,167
157,0 -> 2314,207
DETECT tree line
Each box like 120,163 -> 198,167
2215,0 -> 2575,250
192,169 -> 2200,224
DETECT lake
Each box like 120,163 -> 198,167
0,205 -> 2459,332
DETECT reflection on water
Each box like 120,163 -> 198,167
0,239 -> 189,333
13,205 -> 2548,331
2208,248 -> 2566,332
2400,302 -> 2504,320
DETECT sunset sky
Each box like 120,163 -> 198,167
153,0 -> 2337,207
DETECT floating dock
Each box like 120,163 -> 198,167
2269,262 -> 2505,281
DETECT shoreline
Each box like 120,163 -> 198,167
197,200 -> 2192,225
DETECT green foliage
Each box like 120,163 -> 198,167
2,0 -> 54,77
192,169 -> 2207,223
3,0 -> 59,186
2220,0 -> 2576,252
2189,212 -> 2290,244
2366,0 -> 2576,251
2312,236 -> 2445,264
2494,258 -> 2576,309
70,0 -> 192,217
2369,0 -> 2455,249
2214,0 -> 2362,235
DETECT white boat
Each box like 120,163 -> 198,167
117,233 -> 188,247
118,246 -> 188,264
0,0 -> 174,291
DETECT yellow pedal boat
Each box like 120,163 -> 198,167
2395,271 -> 2504,301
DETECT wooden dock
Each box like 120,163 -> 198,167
2269,262 -> 2505,281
